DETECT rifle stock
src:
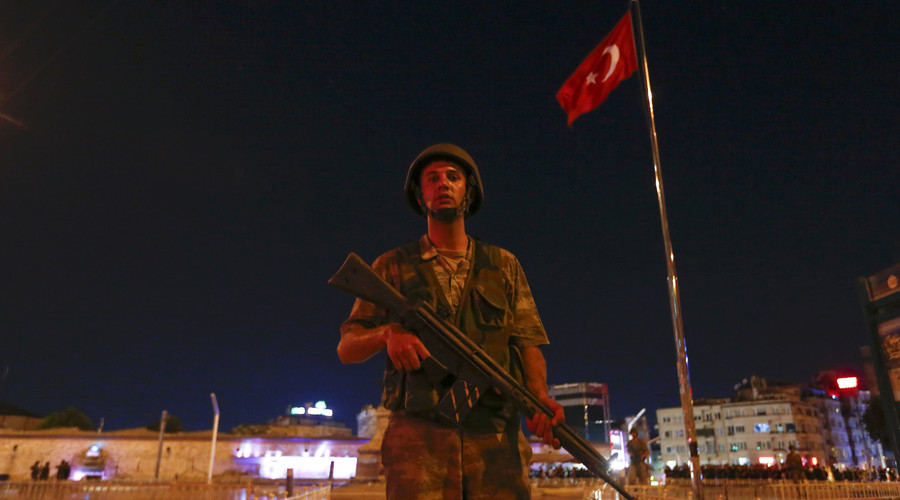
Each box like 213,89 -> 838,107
329,252 -> 634,500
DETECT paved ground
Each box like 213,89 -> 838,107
331,481 -> 587,499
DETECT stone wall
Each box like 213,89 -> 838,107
0,428 -> 367,482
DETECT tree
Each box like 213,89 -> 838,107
862,396 -> 891,448
231,424 -> 270,436
39,407 -> 93,431
145,414 -> 184,433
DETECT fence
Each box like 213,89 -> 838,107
583,481 -> 900,500
0,481 -> 331,500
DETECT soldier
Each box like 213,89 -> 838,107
338,144 -> 564,499
784,444 -> 803,482
626,428 -> 650,485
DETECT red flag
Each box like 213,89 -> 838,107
557,12 -> 637,125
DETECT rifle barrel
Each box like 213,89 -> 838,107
330,253 -> 635,500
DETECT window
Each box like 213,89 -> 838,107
753,423 -> 770,433
756,408 -> 767,416
664,431 -> 671,438
786,423 -> 796,433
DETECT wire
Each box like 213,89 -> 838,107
0,0 -> 62,65
0,0 -> 118,109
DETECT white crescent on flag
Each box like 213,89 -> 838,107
600,44 -> 620,82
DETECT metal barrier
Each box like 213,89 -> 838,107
285,484 -> 331,500
0,481 -> 331,500
583,482 -> 900,500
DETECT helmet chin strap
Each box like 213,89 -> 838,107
420,190 -> 470,223
428,206 -> 465,223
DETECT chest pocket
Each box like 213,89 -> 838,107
471,271 -> 510,331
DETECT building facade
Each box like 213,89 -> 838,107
657,396 -> 827,468
548,382 -> 610,443
657,376 -> 882,470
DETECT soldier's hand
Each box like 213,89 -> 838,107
383,323 -> 431,371
526,395 -> 565,450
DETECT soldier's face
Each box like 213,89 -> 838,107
419,161 -> 467,213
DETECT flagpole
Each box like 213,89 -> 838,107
629,1 -> 703,497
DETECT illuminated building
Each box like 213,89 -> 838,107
811,372 -> 884,469
266,401 -> 352,438
548,382 -> 610,443
0,401 -> 367,481
656,375 -> 882,470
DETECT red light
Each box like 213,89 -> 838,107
837,377 -> 858,389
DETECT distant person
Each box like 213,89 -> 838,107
626,428 -> 650,485
56,460 -> 71,481
784,445 -> 803,482
337,143 -> 564,499
30,461 -> 41,481
39,462 -> 50,481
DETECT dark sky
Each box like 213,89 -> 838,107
1,1 -> 898,433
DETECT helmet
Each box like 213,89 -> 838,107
404,143 -> 484,217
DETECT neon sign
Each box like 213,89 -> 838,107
289,401 -> 333,417
836,377 -> 858,389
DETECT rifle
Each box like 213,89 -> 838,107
329,253 -> 635,500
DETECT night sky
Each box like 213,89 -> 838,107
1,1 -> 898,433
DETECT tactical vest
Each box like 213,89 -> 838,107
381,239 -> 523,433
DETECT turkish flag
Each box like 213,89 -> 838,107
557,12 -> 637,125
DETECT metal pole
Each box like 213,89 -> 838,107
287,468 -> 294,497
630,1 -> 702,497
627,408 -> 646,433
208,393 -> 220,484
329,460 -> 335,492
155,410 -> 167,480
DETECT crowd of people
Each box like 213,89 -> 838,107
664,463 -> 897,482
29,460 -> 70,481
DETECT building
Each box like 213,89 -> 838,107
548,382 -> 610,443
0,427 -> 365,481
0,402 -> 43,431
657,393 -> 826,468
267,401 -> 353,438
811,372 -> 883,468
0,401 -> 366,482
658,375 -> 884,471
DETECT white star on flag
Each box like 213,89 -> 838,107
556,11 -> 637,125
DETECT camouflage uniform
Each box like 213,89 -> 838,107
626,435 -> 649,485
341,235 -> 548,499
785,450 -> 803,482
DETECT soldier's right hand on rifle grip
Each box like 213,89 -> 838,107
383,323 -> 431,371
